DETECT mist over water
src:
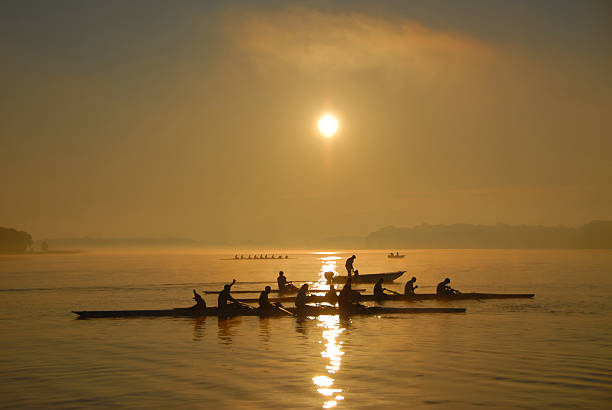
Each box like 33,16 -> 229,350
1,249 -> 611,408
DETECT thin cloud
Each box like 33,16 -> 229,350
221,6 -> 494,75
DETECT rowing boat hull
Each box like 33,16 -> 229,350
72,305 -> 465,319
330,271 -> 405,284
204,288 -> 366,295
237,292 -> 535,304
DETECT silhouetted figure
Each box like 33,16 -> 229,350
284,255 -> 288,259
353,269 -> 360,278
325,283 -> 338,304
218,279 -> 239,309
345,254 -> 356,276
192,289 -> 206,309
373,278 -> 394,299
338,277 -> 358,310
295,284 -> 309,310
404,277 -> 418,295
436,278 -> 459,296
277,271 -> 298,293
258,286 -> 273,309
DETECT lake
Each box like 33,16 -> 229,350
1,249 -> 611,408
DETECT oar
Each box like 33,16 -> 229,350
273,304 -> 296,317
384,288 -> 402,296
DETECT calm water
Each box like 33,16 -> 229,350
1,249 -> 611,409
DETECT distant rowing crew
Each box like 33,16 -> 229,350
234,254 -> 289,259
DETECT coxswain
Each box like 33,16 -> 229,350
404,277 -> 418,295
436,278 -> 459,296
295,284 -> 309,310
191,289 -> 206,309
218,279 -> 240,309
345,254 -> 356,276
258,286 -> 273,309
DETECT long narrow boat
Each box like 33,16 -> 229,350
236,292 -> 535,304
72,305 -> 465,319
330,271 -> 405,284
203,288 -> 366,295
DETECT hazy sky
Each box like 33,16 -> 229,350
1,0 -> 611,243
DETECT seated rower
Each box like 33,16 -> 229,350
325,283 -> 338,304
338,277 -> 364,311
295,284 -> 309,310
373,278 -> 393,299
218,279 -> 241,309
277,271 -> 299,293
404,277 -> 418,295
191,289 -> 206,309
258,286 -> 274,309
436,278 -> 459,296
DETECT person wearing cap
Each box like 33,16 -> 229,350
345,255 -> 356,276
404,277 -> 418,295
436,278 -> 459,296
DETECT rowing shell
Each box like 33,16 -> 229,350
72,305 -> 466,319
330,271 -> 405,284
236,292 -> 535,304
203,288 -> 366,295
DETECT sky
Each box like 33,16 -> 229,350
1,0 -> 611,244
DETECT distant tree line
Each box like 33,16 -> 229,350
365,220 -> 612,249
0,227 -> 33,253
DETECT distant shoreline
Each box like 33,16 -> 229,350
0,250 -> 85,256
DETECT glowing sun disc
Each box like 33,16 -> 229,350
318,114 -> 339,137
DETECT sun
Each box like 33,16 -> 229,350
318,114 -> 339,137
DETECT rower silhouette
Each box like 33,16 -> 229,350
295,284 -> 309,310
404,277 -> 418,295
436,278 -> 460,296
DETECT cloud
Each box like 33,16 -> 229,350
221,5 -> 494,77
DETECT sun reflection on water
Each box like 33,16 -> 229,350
313,314 -> 345,408
317,255 -> 341,288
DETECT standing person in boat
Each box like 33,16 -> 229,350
404,277 -> 418,295
218,279 -> 241,309
345,255 -> 356,277
436,278 -> 459,296
295,284 -> 309,310
277,271 -> 299,293
191,289 -> 206,309
373,278 -> 394,299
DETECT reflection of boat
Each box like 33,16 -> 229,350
329,271 -> 405,284
72,305 -> 465,318
236,292 -> 535,304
